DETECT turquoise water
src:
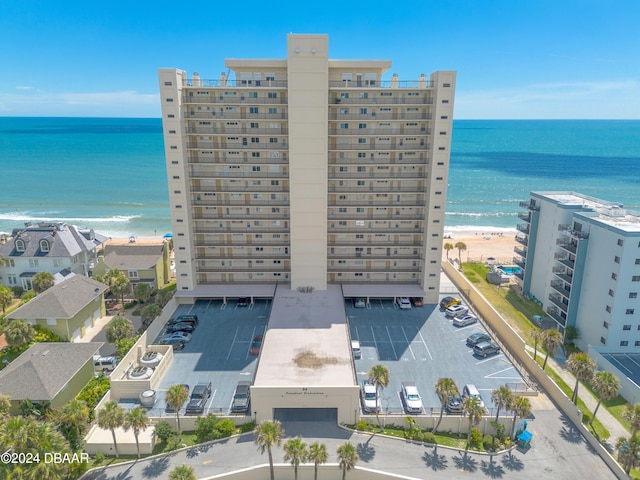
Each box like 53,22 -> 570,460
497,266 -> 522,275
0,118 -> 639,237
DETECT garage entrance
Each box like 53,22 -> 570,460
273,408 -> 342,438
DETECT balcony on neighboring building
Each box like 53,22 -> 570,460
558,224 -> 590,240
513,257 -> 525,268
515,235 -> 528,246
556,238 -> 577,254
548,293 -> 568,313
516,224 -> 529,234
514,246 -> 527,258
519,201 -> 540,211
546,306 -> 566,326
517,211 -> 531,222
553,253 -> 575,269
550,280 -> 571,297
552,267 -> 573,284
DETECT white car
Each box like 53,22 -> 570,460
398,297 -> 412,309
401,382 -> 423,414
445,304 -> 469,318
452,313 -> 478,327
360,383 -> 380,413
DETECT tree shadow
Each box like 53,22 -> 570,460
480,456 -> 506,478
185,442 -> 214,458
501,451 -> 524,471
559,417 -> 583,444
422,447 -> 449,471
356,441 -> 376,462
452,450 -> 478,473
142,456 -> 170,478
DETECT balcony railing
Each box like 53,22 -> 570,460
519,201 -> 540,211
517,211 -> 531,222
328,128 -> 430,136
556,240 -> 577,254
328,112 -> 432,121
187,127 -> 288,135
189,171 -> 288,179
186,79 -> 288,88
189,154 -> 288,164
328,155 -> 427,165
514,246 -> 527,257
513,257 -> 525,268
516,224 -> 530,234
328,80 -> 433,88
329,143 -> 428,151
548,294 -> 568,313
515,235 -> 528,246
550,280 -> 571,297
546,307 -> 566,326
558,224 -> 590,239
331,96 -> 433,106
328,227 -> 422,234
328,172 -> 426,180
330,239 -> 423,246
185,112 -> 288,120
188,142 -> 288,150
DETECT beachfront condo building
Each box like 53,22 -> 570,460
158,34 -> 456,304
516,192 -> 640,352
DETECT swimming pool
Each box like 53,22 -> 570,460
497,265 -> 522,275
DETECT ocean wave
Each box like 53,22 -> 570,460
445,211 -> 518,217
0,212 -> 141,223
444,225 -> 518,234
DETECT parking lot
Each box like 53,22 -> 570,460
147,298 -> 270,417
348,297 -> 526,415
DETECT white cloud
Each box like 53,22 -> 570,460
455,80 -> 640,119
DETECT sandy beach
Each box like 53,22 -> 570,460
442,228 -> 518,264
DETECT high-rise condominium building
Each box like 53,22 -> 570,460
517,192 -> 640,351
159,34 -> 456,304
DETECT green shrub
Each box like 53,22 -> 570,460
132,309 -> 141,316
76,377 -> 110,419
155,421 -> 175,442
504,437 -> 512,449
483,435 -> 494,451
124,300 -> 137,309
423,431 -> 436,444
166,433 -> 184,451
32,326 -> 63,343
93,452 -> 104,464
195,414 -> 220,442
495,423 -> 506,442
11,287 -> 23,297
470,427 -> 483,447
215,418 -> 236,437
20,290 -> 36,304
356,420 -> 367,431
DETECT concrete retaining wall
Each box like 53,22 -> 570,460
441,261 -> 628,480
360,413 -> 514,437
202,463 -> 423,480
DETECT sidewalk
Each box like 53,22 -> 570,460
526,345 -> 628,444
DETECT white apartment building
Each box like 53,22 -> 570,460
158,34 -> 456,304
516,192 -> 640,352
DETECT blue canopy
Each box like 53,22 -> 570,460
518,430 -> 533,442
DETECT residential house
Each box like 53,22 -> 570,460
7,274 -> 108,342
0,223 -> 109,291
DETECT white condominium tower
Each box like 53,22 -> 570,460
159,34 -> 456,304
517,192 -> 640,351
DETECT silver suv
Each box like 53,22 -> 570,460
473,341 -> 500,358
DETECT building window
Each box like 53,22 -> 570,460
627,309 -> 635,315
635,341 -> 640,346
359,93 -> 368,99
29,259 -> 39,268
128,270 -> 139,279
634,276 -> 640,282
165,98 -> 173,102
39,239 -> 50,252
631,293 -> 638,298
359,123 -> 367,129
636,259 -> 640,265
618,239 -> 624,246
600,337 -> 606,344
606,305 -> 612,313
603,321 -> 609,329
250,107 -> 259,114
268,92 -> 277,99
609,289 -> 615,297
340,93 -> 349,99
615,256 -> 621,263
442,99 -> 449,104
612,273 -> 618,280
358,138 -> 367,144
339,123 -> 349,129
623,325 -> 632,330
621,341 -> 629,346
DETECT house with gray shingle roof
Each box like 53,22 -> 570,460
0,342 -> 103,414
8,274 -> 108,342
92,242 -> 171,289
0,222 -> 109,291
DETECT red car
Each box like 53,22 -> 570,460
249,335 -> 263,355
411,297 -> 424,307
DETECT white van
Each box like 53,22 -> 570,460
462,384 -> 485,408
351,340 -> 361,359
94,355 -> 117,374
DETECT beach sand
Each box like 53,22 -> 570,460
442,229 -> 518,264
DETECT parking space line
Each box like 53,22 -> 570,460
371,326 -> 379,355
226,327 -> 240,361
386,327 -> 398,360
475,354 -> 505,365
401,328 -> 416,360
417,331 -> 433,360
485,366 -> 517,378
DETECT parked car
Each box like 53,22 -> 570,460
401,382 -> 424,414
360,382 -> 380,413
411,297 -> 424,307
452,313 -> 478,327
166,322 -> 196,334
186,382 -> 212,415
160,331 -> 192,350
237,297 -> 249,307
353,298 -> 366,308
439,296 -> 460,309
231,381 -> 251,413
166,384 -> 189,412
168,314 -> 199,326
249,335 -> 263,355
93,355 -> 117,374
445,304 -> 469,318
351,340 -> 361,359
466,332 -> 491,347
473,341 -> 500,358
462,384 -> 485,408
398,297 -> 412,309
447,395 -> 463,413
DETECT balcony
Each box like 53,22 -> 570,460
550,280 -> 571,297
188,142 -> 288,150
330,239 -> 423,247
546,307 -> 566,326
519,201 -> 540,211
329,127 -> 430,136
516,224 -> 529,234
328,266 -> 419,273
329,112 -> 432,121
548,294 -> 568,313
514,246 -> 527,258
186,127 -> 288,135
190,171 -> 288,179
183,95 -> 288,105
515,235 -> 528,246
517,211 -> 531,222
328,252 -> 421,260
558,224 -> 590,239
328,185 -> 426,194
328,199 -> 424,207
328,227 -> 422,234
328,143 -> 428,151
188,153 -> 288,164
556,239 -> 577,254
193,226 -> 290,234
331,96 -> 433,105
513,257 -> 525,269
328,155 -> 427,165
186,79 -> 288,88
328,171 -> 426,180
186,111 -> 288,120
552,268 -> 573,284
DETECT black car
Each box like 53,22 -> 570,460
167,322 -> 196,334
165,384 -> 189,412
231,381 -> 251,413
466,332 -> 491,347
237,297 -> 249,307
185,382 -> 212,415
168,314 -> 199,326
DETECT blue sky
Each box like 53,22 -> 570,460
1,0 -> 638,119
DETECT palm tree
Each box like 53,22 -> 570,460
168,464 -> 196,480
590,371 -> 620,427
97,401 -> 126,458
531,328 -> 543,361
307,441 -> 329,480
3,319 -> 35,347
124,406 -> 150,458
32,271 -> 55,293
134,283 -> 153,304
444,242 -> 454,260
491,385 -> 513,446
510,395 -> 532,439
105,316 -> 134,344
454,241 -> 467,264
541,329 -> 563,370
616,435 -> 640,475
0,285 -> 13,313
566,352 -> 596,404
55,399 -> 90,451
0,394 -> 10,418
433,377 -> 458,433
336,442 -> 358,480
283,436 -> 308,480
166,384 -> 190,434
254,420 -> 284,480
368,364 -> 390,426
623,403 -> 640,437
462,396 -> 486,446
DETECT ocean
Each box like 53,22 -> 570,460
0,117 -> 639,238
